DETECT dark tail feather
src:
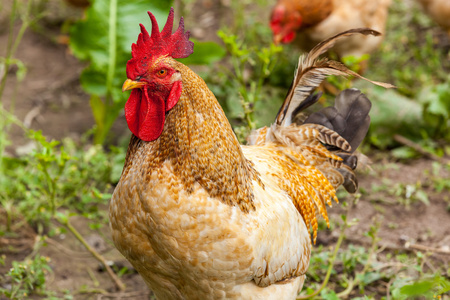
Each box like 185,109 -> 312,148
303,89 -> 371,153
301,89 -> 371,193
337,166 -> 358,193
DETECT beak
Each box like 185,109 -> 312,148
122,79 -> 146,92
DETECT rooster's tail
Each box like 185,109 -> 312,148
247,28 -> 393,243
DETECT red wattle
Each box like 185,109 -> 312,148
124,82 -> 183,142
125,87 -> 165,142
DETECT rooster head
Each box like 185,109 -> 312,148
122,8 -> 194,141
270,4 -> 302,44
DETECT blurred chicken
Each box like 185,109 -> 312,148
418,0 -> 450,35
270,0 -> 392,61
110,8 -> 393,300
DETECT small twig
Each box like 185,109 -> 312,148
46,238 -> 94,259
368,197 -> 397,205
386,277 -> 394,300
337,278 -> 356,299
348,236 -> 450,258
393,134 -> 449,164
405,242 -> 450,255
373,262 -> 407,271
78,288 -> 110,296
23,105 -> 42,128
24,234 -> 45,261
423,255 -> 438,274
63,219 -> 126,291
87,267 -> 100,287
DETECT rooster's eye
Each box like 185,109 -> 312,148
157,69 -> 167,77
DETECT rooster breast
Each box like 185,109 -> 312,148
110,144 -> 311,299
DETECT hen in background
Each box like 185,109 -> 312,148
270,0 -> 392,66
418,0 -> 450,35
110,8 -> 393,300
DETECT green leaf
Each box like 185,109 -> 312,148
55,212 -> 69,225
414,190 -> 429,205
399,280 -> 433,296
80,67 -> 108,96
391,146 -> 419,159
89,95 -> 105,126
419,82 -> 450,118
427,96 -> 449,118
392,275 -> 450,299
359,271 -> 382,285
320,289 -> 339,300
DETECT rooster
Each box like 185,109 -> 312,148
270,0 -> 392,60
109,8 -> 392,299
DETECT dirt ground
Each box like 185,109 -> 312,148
0,1 -> 449,300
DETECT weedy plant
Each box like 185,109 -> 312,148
0,117 -> 116,229
0,255 -> 53,300
0,107 -> 128,294
217,30 -> 282,141
369,180 -> 430,208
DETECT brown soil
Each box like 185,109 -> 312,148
0,1 -> 449,300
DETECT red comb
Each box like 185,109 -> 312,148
127,8 -> 194,78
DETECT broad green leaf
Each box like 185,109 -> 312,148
419,82 -> 450,118
428,96 -> 448,118
359,271 -> 382,285
391,146 -> 419,159
81,68 -> 108,96
399,280 -> 433,296
415,189 -> 429,205
320,289 -> 339,300
89,95 -> 105,126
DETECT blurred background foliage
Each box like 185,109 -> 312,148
0,0 -> 449,298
